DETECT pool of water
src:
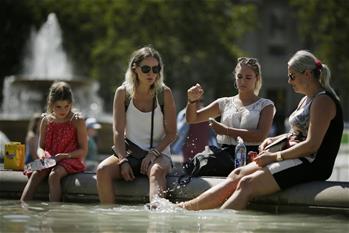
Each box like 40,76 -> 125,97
1,199 -> 348,233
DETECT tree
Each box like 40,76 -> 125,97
0,0 -> 257,112
290,0 -> 349,120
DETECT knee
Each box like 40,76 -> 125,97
228,167 -> 243,180
149,164 -> 166,179
236,176 -> 254,193
48,170 -> 61,184
96,163 -> 112,179
96,163 -> 107,177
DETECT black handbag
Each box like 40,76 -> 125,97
178,145 -> 235,185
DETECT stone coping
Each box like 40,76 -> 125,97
0,171 -> 348,215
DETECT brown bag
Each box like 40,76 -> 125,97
264,135 -> 289,152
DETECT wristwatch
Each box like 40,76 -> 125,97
276,152 -> 283,161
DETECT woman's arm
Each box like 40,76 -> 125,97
185,84 -> 220,124
112,86 -> 128,159
154,86 -> 177,152
281,94 -> 336,160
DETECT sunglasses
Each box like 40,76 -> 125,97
288,73 -> 296,80
140,65 -> 161,74
238,57 -> 258,65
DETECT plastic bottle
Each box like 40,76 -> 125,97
235,136 -> 246,168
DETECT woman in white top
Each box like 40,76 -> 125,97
177,57 -> 275,210
186,57 -> 275,157
96,46 -> 177,204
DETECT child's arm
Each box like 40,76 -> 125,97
37,117 -> 47,160
57,116 -> 88,161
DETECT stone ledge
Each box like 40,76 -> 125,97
0,171 -> 348,215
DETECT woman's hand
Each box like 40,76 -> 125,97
120,162 -> 135,181
253,151 -> 276,167
140,153 -> 156,175
187,83 -> 204,103
209,118 -> 229,135
258,137 -> 273,152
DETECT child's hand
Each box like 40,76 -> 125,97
54,153 -> 66,162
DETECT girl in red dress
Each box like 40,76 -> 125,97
20,81 -> 88,202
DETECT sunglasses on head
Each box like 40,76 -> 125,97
140,65 -> 161,74
238,57 -> 258,65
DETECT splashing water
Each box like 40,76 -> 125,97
144,196 -> 184,213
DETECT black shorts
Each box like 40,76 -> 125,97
267,158 -> 315,190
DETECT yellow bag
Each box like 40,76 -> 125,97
4,142 -> 25,171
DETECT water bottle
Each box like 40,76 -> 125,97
235,136 -> 246,168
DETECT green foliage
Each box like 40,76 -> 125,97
289,0 -> 349,101
1,0 -> 257,112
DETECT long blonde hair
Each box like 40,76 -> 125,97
288,50 -> 339,100
123,46 -> 165,97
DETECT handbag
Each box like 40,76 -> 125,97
178,145 -> 235,185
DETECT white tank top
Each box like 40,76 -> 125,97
126,98 -> 171,155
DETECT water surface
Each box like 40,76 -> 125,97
1,199 -> 348,233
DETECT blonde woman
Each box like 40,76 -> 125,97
96,46 -> 176,204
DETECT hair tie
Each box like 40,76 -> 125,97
315,59 -> 323,71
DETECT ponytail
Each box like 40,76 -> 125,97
288,50 -> 339,100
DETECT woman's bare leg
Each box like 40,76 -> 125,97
221,168 -> 280,210
48,165 -> 68,202
96,155 -> 121,204
148,156 -> 171,201
179,162 -> 261,210
20,169 -> 50,201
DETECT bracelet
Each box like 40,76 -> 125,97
118,158 -> 129,166
150,148 -> 161,157
276,151 -> 283,161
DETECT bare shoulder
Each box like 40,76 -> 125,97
115,85 -> 127,99
162,85 -> 173,97
71,113 -> 85,126
313,94 -> 335,108
312,94 -> 336,119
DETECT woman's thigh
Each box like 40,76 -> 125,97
243,168 -> 280,197
97,155 -> 122,179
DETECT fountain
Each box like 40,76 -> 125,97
0,13 -> 112,153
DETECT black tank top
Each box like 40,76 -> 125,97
311,91 -> 343,179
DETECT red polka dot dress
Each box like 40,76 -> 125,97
44,118 -> 85,173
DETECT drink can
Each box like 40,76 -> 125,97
248,151 -> 257,163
